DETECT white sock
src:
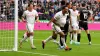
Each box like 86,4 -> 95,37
24,32 -> 27,38
70,33 -> 72,41
20,36 -> 27,42
61,37 -> 67,48
44,36 -> 52,43
53,39 -> 59,44
30,36 -> 34,47
74,33 -> 77,43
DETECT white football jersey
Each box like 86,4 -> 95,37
22,9 -> 38,24
69,9 -> 79,25
54,11 -> 69,27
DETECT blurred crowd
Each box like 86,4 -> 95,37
0,0 -> 14,21
19,0 -> 100,21
0,0 -> 100,21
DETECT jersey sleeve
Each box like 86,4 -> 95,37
35,10 -> 38,17
54,13 -> 60,20
22,11 -> 26,18
77,10 -> 79,16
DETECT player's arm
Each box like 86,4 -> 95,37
35,11 -> 39,22
47,17 -> 56,26
47,13 -> 60,26
35,16 -> 39,22
22,11 -> 26,22
70,17 -> 73,29
88,11 -> 92,20
77,10 -> 80,21
69,10 -> 72,27
88,11 -> 93,22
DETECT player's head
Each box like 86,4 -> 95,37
62,5 -> 68,13
82,3 -> 86,7
28,3 -> 33,10
66,2 -> 72,9
72,5 -> 77,11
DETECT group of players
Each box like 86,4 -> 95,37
19,2 -> 92,51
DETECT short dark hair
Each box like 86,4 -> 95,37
28,3 -> 33,7
66,2 -> 70,7
72,4 -> 76,6
62,5 -> 67,10
82,3 -> 86,7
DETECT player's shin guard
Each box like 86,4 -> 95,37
24,32 -> 27,38
77,34 -> 81,42
65,35 -> 67,42
60,36 -> 63,46
44,36 -> 52,43
70,33 -> 73,41
30,36 -> 34,47
60,34 -> 67,46
74,33 -> 77,43
61,37 -> 67,48
20,36 -> 27,42
87,34 -> 91,42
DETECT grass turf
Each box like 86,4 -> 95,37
0,30 -> 100,56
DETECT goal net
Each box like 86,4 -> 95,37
0,0 -> 18,51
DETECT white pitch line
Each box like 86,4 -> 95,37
81,43 -> 100,46
17,51 -> 58,56
1,37 -> 100,46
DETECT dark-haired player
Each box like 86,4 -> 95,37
42,6 -> 72,51
77,3 -> 92,45
19,3 -> 39,49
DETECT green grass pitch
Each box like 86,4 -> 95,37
0,30 -> 100,56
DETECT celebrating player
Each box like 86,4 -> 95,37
58,2 -> 72,49
19,3 -> 39,49
42,6 -> 72,51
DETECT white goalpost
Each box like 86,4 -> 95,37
0,0 -> 18,51
14,0 -> 18,51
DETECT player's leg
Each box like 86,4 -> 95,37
85,30 -> 91,44
19,29 -> 30,48
84,22 -> 91,45
24,23 -> 36,49
64,22 -> 69,43
72,25 -> 79,44
19,36 -> 28,48
59,27 -> 64,47
72,31 -> 77,44
59,30 -> 68,49
77,22 -> 82,44
43,31 -> 57,43
59,23 -> 69,47
58,31 -> 72,51
70,32 -> 73,44
42,31 -> 57,49
77,29 -> 81,44
23,31 -> 29,42
85,29 -> 91,45
68,25 -> 73,44
52,34 -> 59,45
55,25 -> 71,50
42,25 -> 61,49
29,24 -> 36,49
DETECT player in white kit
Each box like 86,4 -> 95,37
42,6 -> 72,51
19,3 -> 39,49
69,5 -> 79,44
